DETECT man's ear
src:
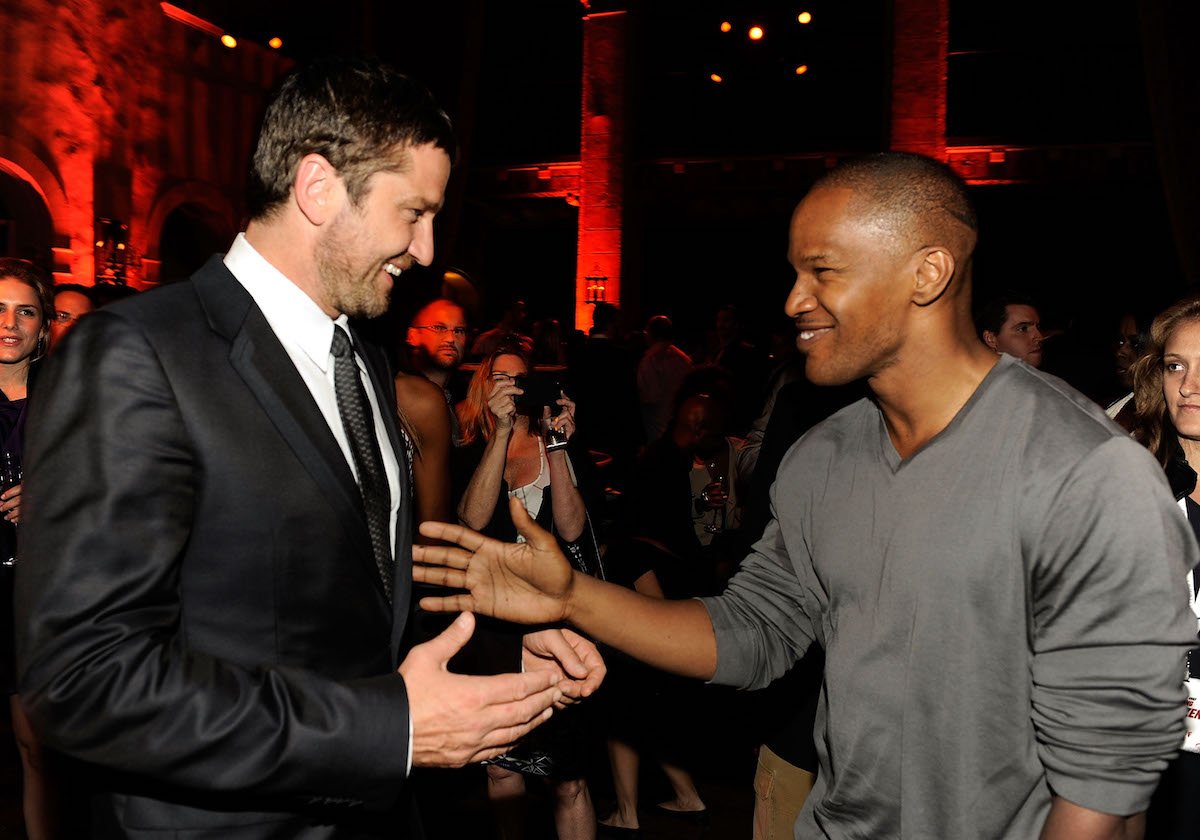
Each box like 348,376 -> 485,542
982,330 -> 1000,352
911,246 -> 956,307
293,153 -> 342,226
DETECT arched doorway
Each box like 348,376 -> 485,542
0,168 -> 53,270
157,203 -> 233,284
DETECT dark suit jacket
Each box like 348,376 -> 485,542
15,257 -> 425,838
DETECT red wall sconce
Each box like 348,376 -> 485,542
585,273 -> 608,304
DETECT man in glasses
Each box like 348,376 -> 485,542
406,298 -> 468,445
407,298 -> 467,393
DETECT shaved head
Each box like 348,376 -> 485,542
812,153 -> 978,257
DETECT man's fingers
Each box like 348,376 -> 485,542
412,563 -> 468,588
414,529 -> 483,560
527,629 -> 588,679
565,633 -> 607,695
417,592 -> 475,613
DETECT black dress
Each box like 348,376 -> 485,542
450,434 -> 603,780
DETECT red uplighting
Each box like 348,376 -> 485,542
710,73 -> 724,83
798,12 -> 813,24
720,21 -> 732,33
220,34 -> 237,48
795,64 -> 809,75
268,37 -> 283,49
748,26 -> 764,41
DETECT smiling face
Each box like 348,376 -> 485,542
784,186 -> 915,386
0,276 -> 46,370
1163,318 -> 1200,444
314,142 -> 451,319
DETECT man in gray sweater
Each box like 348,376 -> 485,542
414,153 -> 1197,839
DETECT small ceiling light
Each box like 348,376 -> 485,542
220,33 -> 237,48
795,64 -> 809,75
748,26 -> 764,41
798,11 -> 813,24
710,73 -> 724,83
268,36 -> 283,49
720,21 -> 732,33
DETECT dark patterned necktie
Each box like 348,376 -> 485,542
331,326 -> 393,602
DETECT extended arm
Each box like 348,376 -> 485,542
416,497 -> 718,680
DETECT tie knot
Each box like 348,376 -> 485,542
331,327 -> 351,358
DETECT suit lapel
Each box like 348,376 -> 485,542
191,258 -> 382,592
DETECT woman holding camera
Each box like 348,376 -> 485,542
455,340 -> 600,840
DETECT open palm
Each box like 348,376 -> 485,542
413,496 -> 576,624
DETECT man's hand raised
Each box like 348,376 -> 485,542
413,496 -> 575,624
399,611 -> 563,767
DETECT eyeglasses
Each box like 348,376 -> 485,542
412,324 -> 468,337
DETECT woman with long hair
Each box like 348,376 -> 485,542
1131,294 -> 1200,840
0,258 -> 60,839
455,340 -> 599,840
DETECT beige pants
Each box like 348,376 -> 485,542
752,744 -> 816,840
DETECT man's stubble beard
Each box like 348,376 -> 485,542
315,212 -> 391,320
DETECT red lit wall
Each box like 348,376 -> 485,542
0,0 -> 290,286
890,0 -> 949,160
576,10 -> 627,332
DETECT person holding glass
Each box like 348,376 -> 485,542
0,258 -> 58,839
454,339 -> 600,840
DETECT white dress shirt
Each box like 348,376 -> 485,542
223,233 -> 402,561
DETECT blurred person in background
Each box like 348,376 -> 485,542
47,284 -> 94,352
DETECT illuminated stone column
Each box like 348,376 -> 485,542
890,0 -> 949,158
575,10 -> 627,332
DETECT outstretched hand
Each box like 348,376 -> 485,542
413,496 -> 576,625
522,628 -> 606,707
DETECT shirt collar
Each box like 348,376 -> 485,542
224,232 -> 348,372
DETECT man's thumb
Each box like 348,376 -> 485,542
428,611 -> 475,662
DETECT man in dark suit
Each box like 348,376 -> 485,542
14,58 -> 601,838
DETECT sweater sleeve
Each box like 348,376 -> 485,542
1029,436 -> 1198,815
701,509 -> 819,690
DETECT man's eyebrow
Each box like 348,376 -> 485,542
794,253 -> 832,266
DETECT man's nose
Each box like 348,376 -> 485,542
784,277 -> 817,318
408,221 -> 435,268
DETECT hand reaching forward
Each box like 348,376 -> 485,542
413,496 -> 576,624
399,611 -> 564,767
522,628 -> 606,708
